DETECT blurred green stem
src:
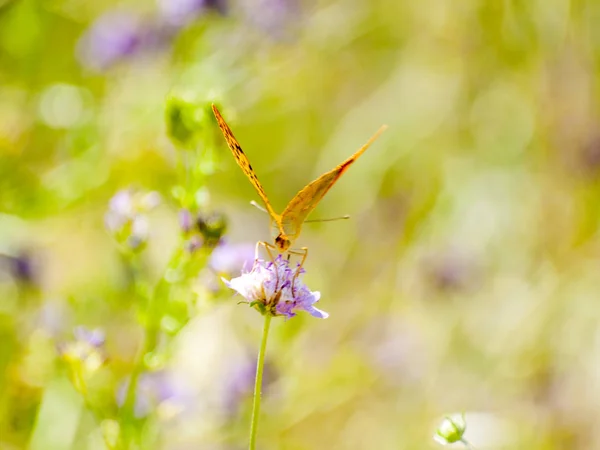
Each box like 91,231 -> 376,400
249,314 -> 272,450
461,438 -> 475,449
119,250 -> 182,448
120,246 -> 209,448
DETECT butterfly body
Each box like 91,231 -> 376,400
212,104 -> 386,253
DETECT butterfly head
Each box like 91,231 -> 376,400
270,218 -> 292,252
274,233 -> 291,252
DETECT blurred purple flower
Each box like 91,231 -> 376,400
37,301 -> 69,336
579,134 -> 600,178
105,189 -> 160,249
77,11 -> 145,71
248,0 -> 299,39
197,212 -> 228,247
185,235 -> 204,253
426,250 -> 477,293
195,240 -> 252,293
205,0 -> 228,13
118,371 -> 193,419
196,240 -> 254,293
58,326 -> 106,375
74,326 -> 105,347
157,0 -> 227,27
370,323 -> 427,386
222,359 -> 255,415
179,208 -> 194,233
223,255 -> 327,319
77,1 -> 228,71
209,241 -> 255,274
0,250 -> 38,285
179,209 -> 228,251
222,357 -> 275,416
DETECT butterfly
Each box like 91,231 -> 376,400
212,104 -> 387,261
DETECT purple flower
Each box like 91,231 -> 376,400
77,11 -> 144,71
179,209 -> 204,251
118,371 -> 193,419
0,250 -> 38,285
199,241 -> 254,293
157,0 -> 227,26
578,134 -> 600,178
247,0 -> 299,39
425,250 -> 477,292
179,208 -> 194,233
223,255 -> 328,319
105,189 -> 160,249
37,301 -> 69,336
221,359 -> 256,415
222,357 -> 275,416
58,326 -> 106,374
73,326 -> 105,347
209,241 -> 255,274
179,209 -> 228,251
197,212 -> 228,247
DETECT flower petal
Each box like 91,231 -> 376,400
222,255 -> 327,319
306,306 -> 329,319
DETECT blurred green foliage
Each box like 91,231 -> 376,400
1,0 -> 600,449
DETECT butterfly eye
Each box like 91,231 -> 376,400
275,235 -> 291,252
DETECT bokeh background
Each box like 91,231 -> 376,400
2,0 -> 600,448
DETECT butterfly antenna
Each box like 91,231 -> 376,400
250,200 -> 268,214
305,215 -> 350,223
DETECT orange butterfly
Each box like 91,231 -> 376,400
212,104 -> 386,261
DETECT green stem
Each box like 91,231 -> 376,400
461,438 -> 475,449
249,314 -> 272,450
119,251 -> 173,448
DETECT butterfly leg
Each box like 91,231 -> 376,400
288,247 -> 308,269
254,241 -> 272,261
261,241 -> 289,302
254,241 -> 284,288
253,241 -> 262,266
254,241 -> 278,263
287,247 -> 308,296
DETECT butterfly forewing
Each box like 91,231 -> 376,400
280,125 -> 387,240
212,105 -> 278,220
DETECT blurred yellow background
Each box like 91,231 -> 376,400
1,0 -> 600,448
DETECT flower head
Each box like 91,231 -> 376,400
434,413 -> 467,446
246,0 -> 299,40
157,0 -> 227,27
210,241 -> 255,275
105,189 -> 160,250
223,255 -> 328,319
58,327 -> 107,392
179,208 -> 228,252
117,370 -> 193,419
165,97 -> 212,149
0,250 -> 38,286
59,326 -> 106,367
77,11 -> 144,71
197,212 -> 228,247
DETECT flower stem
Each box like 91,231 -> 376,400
119,250 -> 181,448
461,437 -> 475,449
249,314 -> 272,450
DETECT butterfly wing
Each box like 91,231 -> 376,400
280,125 -> 387,240
212,104 -> 278,220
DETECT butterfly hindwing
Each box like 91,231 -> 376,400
279,169 -> 342,240
280,125 -> 387,239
